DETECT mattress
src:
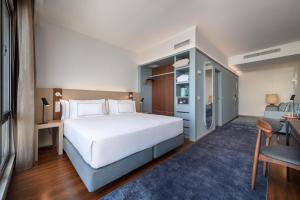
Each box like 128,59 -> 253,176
63,113 -> 183,168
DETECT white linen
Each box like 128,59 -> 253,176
108,99 -> 136,114
63,113 -> 183,168
117,101 -> 135,113
60,99 -> 70,120
176,74 -> 189,83
173,58 -> 189,68
69,99 -> 106,119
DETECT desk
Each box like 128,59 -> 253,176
287,119 -> 300,145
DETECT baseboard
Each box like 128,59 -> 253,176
238,114 -> 262,118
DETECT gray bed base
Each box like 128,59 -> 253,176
63,133 -> 184,192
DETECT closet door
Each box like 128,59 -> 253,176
152,65 -> 174,116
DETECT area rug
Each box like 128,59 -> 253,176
103,120 -> 267,200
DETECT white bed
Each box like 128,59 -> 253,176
63,113 -> 183,169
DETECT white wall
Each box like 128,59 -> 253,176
239,59 -> 300,116
229,41 -> 300,66
35,22 -> 138,92
196,27 -> 228,67
138,26 -> 196,65
138,26 -> 230,74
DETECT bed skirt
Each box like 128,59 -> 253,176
63,133 -> 184,192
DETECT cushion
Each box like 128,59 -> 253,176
261,146 -> 300,166
60,99 -> 70,120
173,58 -> 189,68
278,103 -> 290,112
265,105 -> 278,111
108,99 -> 136,114
118,102 -> 135,113
69,99 -> 106,119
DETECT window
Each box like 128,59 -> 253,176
0,0 -> 12,178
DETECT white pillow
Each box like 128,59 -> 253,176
108,99 -> 136,114
173,58 -> 190,68
60,99 -> 70,120
118,101 -> 135,113
107,99 -> 119,114
69,99 -> 106,119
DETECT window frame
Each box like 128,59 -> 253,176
0,0 -> 13,179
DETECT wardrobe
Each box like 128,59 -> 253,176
139,48 -> 238,141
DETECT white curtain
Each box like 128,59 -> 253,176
15,0 -> 35,171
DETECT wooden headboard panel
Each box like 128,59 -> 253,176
35,88 -> 140,122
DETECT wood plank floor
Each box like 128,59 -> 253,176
7,141 -> 300,200
268,164 -> 300,200
7,142 -> 192,200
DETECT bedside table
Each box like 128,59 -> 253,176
34,120 -> 63,161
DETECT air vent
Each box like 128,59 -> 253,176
174,39 -> 190,49
244,48 -> 281,59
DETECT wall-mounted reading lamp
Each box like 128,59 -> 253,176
128,92 -> 133,100
54,91 -> 62,113
39,97 -> 50,124
55,92 -> 62,97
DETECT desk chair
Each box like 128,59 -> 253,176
251,119 -> 300,189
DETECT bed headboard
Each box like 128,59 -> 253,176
35,88 -> 140,122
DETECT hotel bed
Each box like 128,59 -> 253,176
63,111 -> 184,192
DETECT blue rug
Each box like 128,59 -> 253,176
103,121 -> 267,200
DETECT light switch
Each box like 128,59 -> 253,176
55,101 -> 60,112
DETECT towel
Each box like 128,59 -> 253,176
177,74 -> 189,83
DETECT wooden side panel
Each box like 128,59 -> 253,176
35,88 -> 141,122
62,89 -> 140,112
152,65 -> 174,116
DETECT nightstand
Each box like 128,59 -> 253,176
34,120 -> 63,161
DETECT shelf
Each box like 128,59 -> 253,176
175,65 -> 190,70
176,81 -> 189,85
175,51 -> 190,61
177,96 -> 189,98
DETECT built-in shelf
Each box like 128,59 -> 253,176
176,81 -> 189,85
175,65 -> 190,70
175,63 -> 190,105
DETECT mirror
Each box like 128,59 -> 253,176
205,62 -> 214,129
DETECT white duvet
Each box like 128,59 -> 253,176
63,113 -> 183,168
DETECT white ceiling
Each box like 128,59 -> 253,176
35,0 -> 300,56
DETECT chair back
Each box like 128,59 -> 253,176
256,119 -> 272,138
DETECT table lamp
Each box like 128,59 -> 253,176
265,94 -> 279,107
39,97 -> 50,124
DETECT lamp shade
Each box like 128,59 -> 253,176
128,92 -> 133,100
41,97 -> 50,106
265,94 -> 279,105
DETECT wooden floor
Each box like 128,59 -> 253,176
268,164 -> 300,200
7,141 -> 300,200
7,142 -> 192,200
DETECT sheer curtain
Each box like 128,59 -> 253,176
15,0 -> 35,171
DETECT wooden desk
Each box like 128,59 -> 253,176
287,119 -> 300,144
268,119 -> 300,200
